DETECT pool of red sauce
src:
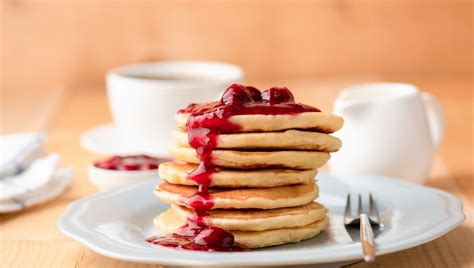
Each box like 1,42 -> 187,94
94,155 -> 164,171
146,84 -> 320,251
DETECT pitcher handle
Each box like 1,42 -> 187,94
421,92 -> 445,148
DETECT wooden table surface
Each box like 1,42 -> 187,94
1,76 -> 472,268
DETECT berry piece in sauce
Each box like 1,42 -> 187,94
194,226 -> 235,248
221,84 -> 260,105
245,86 -> 263,102
262,87 -> 295,104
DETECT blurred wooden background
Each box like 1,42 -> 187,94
1,0 -> 472,94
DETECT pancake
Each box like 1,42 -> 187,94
169,202 -> 327,231
173,129 -> 342,152
176,112 -> 343,133
169,147 -> 330,169
159,161 -> 317,188
155,209 -> 329,249
155,182 -> 319,209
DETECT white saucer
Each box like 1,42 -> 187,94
80,124 -> 169,157
58,172 -> 464,266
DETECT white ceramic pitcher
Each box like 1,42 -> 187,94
330,83 -> 444,184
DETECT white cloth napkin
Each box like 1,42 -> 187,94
0,168 -> 73,213
0,133 -> 46,179
0,133 -> 74,213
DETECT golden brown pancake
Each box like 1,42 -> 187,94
155,209 -> 329,249
173,129 -> 342,152
176,112 -> 343,133
169,147 -> 330,169
169,202 -> 327,231
159,161 -> 317,188
154,182 -> 319,209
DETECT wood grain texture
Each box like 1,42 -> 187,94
1,1 -> 472,93
0,76 -> 472,267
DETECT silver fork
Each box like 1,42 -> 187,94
344,193 -> 380,262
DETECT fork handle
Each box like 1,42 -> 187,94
360,214 -> 376,262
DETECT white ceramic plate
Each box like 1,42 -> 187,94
80,124 -> 169,157
58,172 -> 464,266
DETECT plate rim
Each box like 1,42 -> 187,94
57,173 -> 465,266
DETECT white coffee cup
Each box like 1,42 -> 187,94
330,83 -> 444,184
106,61 -> 243,156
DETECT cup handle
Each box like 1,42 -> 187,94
421,92 -> 445,148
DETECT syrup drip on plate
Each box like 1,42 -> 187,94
147,84 -> 320,251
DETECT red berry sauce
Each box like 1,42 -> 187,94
147,84 -> 320,251
146,229 -> 247,251
94,155 -> 163,171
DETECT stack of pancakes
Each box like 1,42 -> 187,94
155,111 -> 343,248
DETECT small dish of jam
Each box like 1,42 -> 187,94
89,155 -> 166,191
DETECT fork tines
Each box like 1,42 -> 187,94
344,193 -> 380,225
